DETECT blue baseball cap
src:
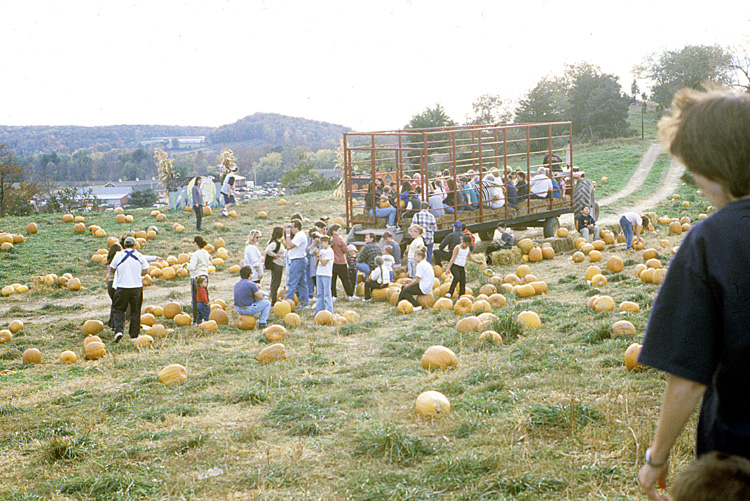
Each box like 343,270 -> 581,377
452,221 -> 463,229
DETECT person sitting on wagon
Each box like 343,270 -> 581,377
506,173 -> 519,208
481,174 -> 505,208
365,181 -> 397,227
515,171 -> 528,201
462,176 -> 479,210
530,167 -> 553,199
577,205 -> 600,242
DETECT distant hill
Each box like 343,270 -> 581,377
0,113 -> 351,156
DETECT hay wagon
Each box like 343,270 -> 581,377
342,121 -> 595,248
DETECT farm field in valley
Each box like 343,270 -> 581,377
0,142 -> 711,500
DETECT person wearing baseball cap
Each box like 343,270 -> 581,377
434,220 -> 465,267
109,235 -> 149,343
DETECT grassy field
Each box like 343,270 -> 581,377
0,157 -> 707,499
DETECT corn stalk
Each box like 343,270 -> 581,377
154,148 -> 178,191
216,148 -> 237,176
327,140 -> 345,200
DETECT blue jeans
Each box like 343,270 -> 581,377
620,216 -> 634,250
196,303 -> 211,324
369,207 -> 397,226
426,242 -> 434,264
356,262 -> 370,275
314,275 -> 333,315
286,257 -> 309,307
443,205 -> 462,214
235,300 -> 271,324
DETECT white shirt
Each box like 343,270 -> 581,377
415,259 -> 435,295
382,254 -> 395,274
622,212 -> 642,227
530,174 -> 553,197
221,173 -> 236,195
369,265 -> 389,285
243,244 -> 264,281
287,230 -> 308,260
454,246 -> 470,267
316,247 -> 334,277
110,249 -> 149,288
187,248 -> 211,279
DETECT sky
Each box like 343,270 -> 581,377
1,0 -> 748,132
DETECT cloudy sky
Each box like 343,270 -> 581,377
1,0 -> 748,131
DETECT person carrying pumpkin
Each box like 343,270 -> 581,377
637,87 -> 750,500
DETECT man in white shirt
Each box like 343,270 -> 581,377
481,174 -> 505,208
220,166 -> 238,216
109,236 -> 149,343
530,167 -> 553,199
284,219 -> 310,308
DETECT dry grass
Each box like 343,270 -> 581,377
0,186 -> 708,500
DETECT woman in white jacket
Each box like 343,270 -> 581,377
186,235 -> 211,324
243,229 -> 264,284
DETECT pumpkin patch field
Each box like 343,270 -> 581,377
0,181 -> 712,500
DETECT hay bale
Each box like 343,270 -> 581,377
543,236 -> 575,253
489,247 -> 523,266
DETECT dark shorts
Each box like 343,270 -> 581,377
222,193 -> 236,204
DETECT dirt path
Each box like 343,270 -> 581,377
598,143 -> 663,206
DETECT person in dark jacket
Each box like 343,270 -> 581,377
515,172 -> 528,201
485,223 -> 514,264
192,177 -> 205,230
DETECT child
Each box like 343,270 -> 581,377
485,223 -> 514,265
671,451 -> 750,501
314,235 -> 334,315
195,276 -> 211,324
407,225 -> 424,278
346,244 -> 359,298
446,234 -> 483,298
364,256 -> 389,301
307,229 -> 320,300
382,231 -> 401,268
382,245 -> 395,282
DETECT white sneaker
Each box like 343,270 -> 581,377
332,297 -> 337,302
349,296 -> 359,301
445,293 -> 451,298
413,306 -> 423,311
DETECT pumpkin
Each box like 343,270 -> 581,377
601,176 -> 608,183
517,238 -> 533,254
263,325 -> 287,342
606,256 -> 624,273
624,343 -> 647,371
640,268 -> 655,283
26,222 -> 38,234
619,301 -> 640,313
228,264 -> 241,274
541,246 -> 555,259
433,264 -> 444,277
216,248 -> 229,260
645,258 -> 661,269
209,308 -> 229,325
652,268 -> 667,285
421,345 -> 458,370
587,295 -> 600,309
588,250 -> 603,263
115,213 -> 126,223
642,248 -> 658,260
370,287 -> 389,301
515,265 -> 531,278
571,251 -> 585,263
203,206 -> 213,216
478,284 -> 497,296
479,330 -> 503,344
133,334 -> 154,349
146,230 -> 157,239
84,341 -> 106,360
278,198 -> 287,205
68,278 -> 82,291
590,274 -> 608,288
503,274 -> 522,286
500,283 -> 513,293
23,348 -> 42,364
8,320 -> 24,333
0,330 -> 12,343
60,350 -> 78,364
471,299 -> 491,313
415,390 -> 451,418
274,300 -> 292,319
602,231 -> 615,245
488,293 -> 507,308
669,221 -> 683,235
199,320 -> 219,332
161,267 -> 176,280
148,324 -> 168,338
237,315 -> 257,330
574,237 -> 587,250
140,313 -> 156,327
516,284 -> 535,298
257,211 -> 268,218
211,257 -> 224,267
592,240 -> 606,251
557,227 -> 569,238
258,343 -> 287,365
315,310 -> 335,325
164,302 -> 182,319
612,320 -> 636,337
63,214 -> 74,222
158,364 -> 188,385
593,295 -> 616,312
529,281 -> 548,295
584,266 -> 602,282
581,243 -> 594,255
456,316 -> 481,333
396,300 -> 414,314
634,263 -> 647,278
83,335 -> 103,348
433,297 -> 454,311
228,210 -> 237,218
517,310 -> 541,329
528,247 -> 543,262
174,314 -> 192,326
453,297 -> 473,314
74,215 -> 85,223
342,310 -> 360,323
283,312 -> 302,328
417,294 -> 435,309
